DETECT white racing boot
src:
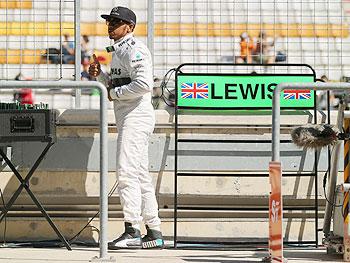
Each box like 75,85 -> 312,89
142,225 -> 164,249
108,222 -> 142,249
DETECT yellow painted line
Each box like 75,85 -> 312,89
346,215 -> 349,224
344,119 -> 350,153
345,192 -> 349,208
0,22 -> 348,38
344,119 -> 350,222
345,157 -> 350,183
345,119 -> 350,183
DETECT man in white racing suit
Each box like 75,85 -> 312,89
88,6 -> 163,249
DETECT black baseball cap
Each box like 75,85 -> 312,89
101,6 -> 136,25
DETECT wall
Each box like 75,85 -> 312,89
0,109 -> 342,243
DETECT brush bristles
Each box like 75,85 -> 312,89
290,124 -> 339,149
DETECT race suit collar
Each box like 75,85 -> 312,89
106,33 -> 134,53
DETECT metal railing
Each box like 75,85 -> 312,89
0,80 -> 114,262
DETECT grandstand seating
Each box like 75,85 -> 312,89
0,0 -> 349,81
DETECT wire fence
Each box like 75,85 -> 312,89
0,0 -> 349,108
153,0 -> 349,80
0,0 -> 75,80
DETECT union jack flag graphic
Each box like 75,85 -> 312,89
181,83 -> 208,99
283,89 -> 311,100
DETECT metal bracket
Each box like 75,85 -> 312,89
338,133 -> 350,141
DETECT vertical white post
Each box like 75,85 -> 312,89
74,0 -> 81,108
147,0 -> 154,75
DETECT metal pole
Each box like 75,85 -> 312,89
0,80 -> 114,262
147,0 -> 154,60
174,71 -> 178,249
99,84 -> 108,260
271,87 -> 281,161
74,0 -> 81,108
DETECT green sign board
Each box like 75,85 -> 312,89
177,74 -> 315,109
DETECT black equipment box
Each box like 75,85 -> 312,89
0,109 -> 57,143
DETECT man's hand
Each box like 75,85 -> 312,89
88,54 -> 101,77
107,87 -> 113,102
107,80 -> 114,102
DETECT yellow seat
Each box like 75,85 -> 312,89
0,49 -> 20,64
194,23 -> 211,37
134,23 -> 147,37
232,24 -> 248,37
315,24 -> 331,38
95,23 -> 107,36
0,1 -> 17,9
154,23 -> 164,37
22,49 -> 42,64
212,23 -> 231,37
31,22 -> 48,36
10,22 -> 21,35
16,1 -> 32,9
332,24 -> 349,38
300,24 -> 315,37
278,23 -> 299,37
81,23 -> 96,36
0,21 -> 349,39
48,22 -> 62,36
159,23 -> 180,37
0,49 -> 6,64
0,22 -> 7,35
0,1 -> 32,9
0,49 -> 110,65
262,24 -> 278,37
61,22 -> 74,36
247,24 -> 263,38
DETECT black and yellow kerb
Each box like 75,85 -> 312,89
344,118 -> 350,223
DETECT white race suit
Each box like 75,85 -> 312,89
98,33 -> 161,229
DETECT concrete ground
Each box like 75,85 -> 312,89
0,245 -> 345,263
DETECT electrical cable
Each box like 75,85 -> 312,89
162,69 -> 176,94
342,193 -> 347,219
68,180 -> 119,244
322,141 -> 344,209
153,68 -> 177,108
0,188 -> 6,246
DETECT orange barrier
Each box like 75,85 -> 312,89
268,161 -> 284,263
